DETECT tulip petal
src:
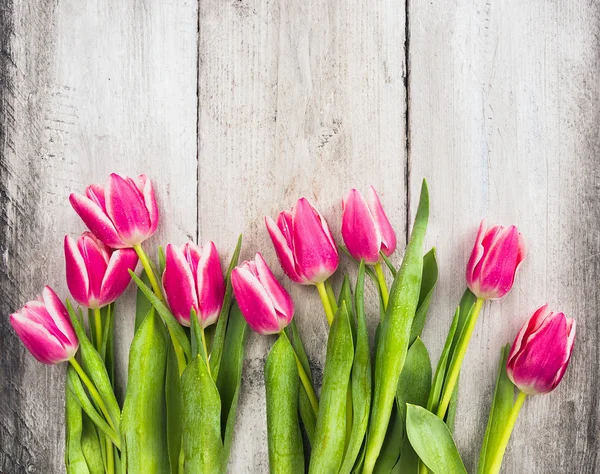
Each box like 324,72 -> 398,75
465,220 -> 487,292
195,242 -> 225,328
231,265 -> 280,335
86,184 -> 107,212
265,215 -> 307,284
342,189 -> 381,264
78,233 -> 110,307
10,311 -> 72,364
69,193 -> 125,248
105,173 -> 151,246
508,304 -> 551,358
99,248 -> 138,307
254,253 -> 294,325
476,225 -> 520,299
42,286 -> 78,351
64,235 -> 90,307
137,174 -> 159,237
368,186 -> 397,256
292,198 -> 339,283
162,244 -> 198,326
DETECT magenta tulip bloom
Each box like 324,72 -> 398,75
341,186 -> 397,265
265,198 -> 339,285
507,304 -> 576,395
231,253 -> 294,335
69,173 -> 159,248
65,232 -> 138,309
162,241 -> 225,328
466,220 -> 526,300
10,286 -> 79,364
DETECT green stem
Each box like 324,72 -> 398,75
106,438 -> 114,474
418,460 -> 428,474
436,297 -> 485,419
281,331 -> 319,415
93,307 -> 103,352
133,243 -> 164,301
486,391 -> 527,474
315,281 -> 335,326
200,325 -> 212,377
68,358 -> 117,434
374,262 -> 389,311
324,279 -> 339,314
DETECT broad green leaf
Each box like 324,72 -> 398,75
406,404 -> 467,474
81,414 -> 105,474
65,382 -> 91,474
478,344 -> 515,474
364,179 -> 429,474
392,436 -> 419,474
210,234 -> 243,379
339,262 -> 372,474
410,248 -> 439,344
427,307 -> 460,414
165,337 -> 182,474
135,269 -> 153,333
100,304 -> 114,385
181,355 -> 223,473
309,303 -> 354,474
121,309 -> 169,474
338,274 -> 356,339
373,406 -> 404,474
67,301 -> 121,434
265,334 -> 305,474
129,271 -> 192,361
216,302 -> 249,470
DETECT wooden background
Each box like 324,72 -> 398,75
0,0 -> 598,472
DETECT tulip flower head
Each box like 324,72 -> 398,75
162,241 -> 225,328
69,173 -> 159,248
507,304 -> 576,395
231,253 -> 294,335
265,198 -> 339,285
341,186 -> 397,265
466,220 -> 526,300
65,232 -> 138,309
10,286 -> 79,364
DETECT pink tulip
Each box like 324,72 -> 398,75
65,232 -> 138,309
10,286 -> 79,364
265,198 -> 339,284
466,220 -> 526,299
231,253 -> 294,335
162,242 -> 225,328
69,173 -> 159,248
507,304 -> 576,395
341,186 -> 397,265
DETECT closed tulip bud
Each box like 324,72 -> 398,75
162,241 -> 225,328
265,198 -> 339,285
65,232 -> 138,309
231,253 -> 294,335
341,186 -> 397,265
466,220 -> 526,299
69,173 -> 159,248
507,304 -> 576,395
10,286 -> 79,364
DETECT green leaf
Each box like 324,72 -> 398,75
129,271 -> 192,361
406,404 -> 467,474
81,414 -> 105,474
158,246 -> 167,275
309,302 -> 354,474
478,344 -> 515,474
265,334 -> 305,474
339,262 -> 372,474
410,248 -> 439,344
65,382 -> 92,474
392,436 -> 419,474
165,337 -> 182,474
338,274 -> 356,341
380,251 -> 398,277
120,309 -> 169,474
66,366 -> 120,448
364,179 -> 429,474
373,405 -> 404,474
427,307 -> 460,414
181,355 -> 223,472
100,304 -> 114,385
216,302 -> 249,470
135,269 -> 153,333
445,380 -> 460,433
66,301 -> 121,434
210,234 -> 243,379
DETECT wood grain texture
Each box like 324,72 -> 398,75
408,0 -> 600,472
198,0 -> 406,470
0,0 -> 198,471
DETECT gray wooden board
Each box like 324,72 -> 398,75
0,0 -> 597,472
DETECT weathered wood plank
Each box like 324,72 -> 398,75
0,0 -> 198,471
408,1 -> 600,472
198,0 -> 407,470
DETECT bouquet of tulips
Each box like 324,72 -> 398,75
8,173 -> 575,474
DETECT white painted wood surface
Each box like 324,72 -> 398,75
1,0 -> 598,472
